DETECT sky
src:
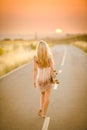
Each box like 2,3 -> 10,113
0,0 -> 87,35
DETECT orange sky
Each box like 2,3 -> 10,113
0,0 -> 87,34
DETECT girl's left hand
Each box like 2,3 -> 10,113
34,82 -> 37,88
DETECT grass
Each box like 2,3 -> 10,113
71,41 -> 87,53
0,40 -> 36,77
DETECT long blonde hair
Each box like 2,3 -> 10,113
36,40 -> 54,68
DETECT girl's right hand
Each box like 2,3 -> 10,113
34,82 -> 37,88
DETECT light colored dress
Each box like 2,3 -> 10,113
34,56 -> 53,92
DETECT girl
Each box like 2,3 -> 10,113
33,40 -> 54,118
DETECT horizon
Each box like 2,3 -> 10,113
0,32 -> 87,40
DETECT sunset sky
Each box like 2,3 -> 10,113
0,0 -> 87,35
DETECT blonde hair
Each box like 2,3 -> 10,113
36,40 -> 54,68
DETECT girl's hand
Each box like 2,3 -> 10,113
34,82 -> 37,88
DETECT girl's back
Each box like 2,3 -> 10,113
34,56 -> 53,92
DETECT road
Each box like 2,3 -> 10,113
0,45 -> 87,130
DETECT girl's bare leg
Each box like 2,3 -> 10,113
38,92 -> 45,116
43,88 -> 51,117
40,92 -> 45,110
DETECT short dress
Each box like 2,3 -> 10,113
34,56 -> 53,92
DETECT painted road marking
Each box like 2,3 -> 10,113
0,60 -> 33,80
61,46 -> 67,66
42,46 -> 67,129
53,83 -> 58,90
42,117 -> 50,130
53,46 -> 67,90
58,69 -> 62,73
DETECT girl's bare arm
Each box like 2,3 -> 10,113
33,56 -> 38,86
49,57 -> 54,75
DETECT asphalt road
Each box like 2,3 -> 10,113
0,45 -> 87,130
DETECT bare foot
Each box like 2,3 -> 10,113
42,114 -> 46,118
38,109 -> 42,117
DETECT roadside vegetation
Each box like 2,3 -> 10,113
0,40 -> 36,77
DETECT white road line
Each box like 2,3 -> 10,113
53,83 -> 58,90
0,61 -> 33,80
61,46 -> 67,66
58,69 -> 62,74
42,46 -> 67,129
42,117 -> 50,130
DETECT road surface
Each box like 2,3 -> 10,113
0,45 -> 87,130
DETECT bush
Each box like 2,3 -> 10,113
30,43 -> 36,50
0,48 -> 5,55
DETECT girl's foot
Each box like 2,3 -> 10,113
38,109 -> 42,117
42,114 -> 46,118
